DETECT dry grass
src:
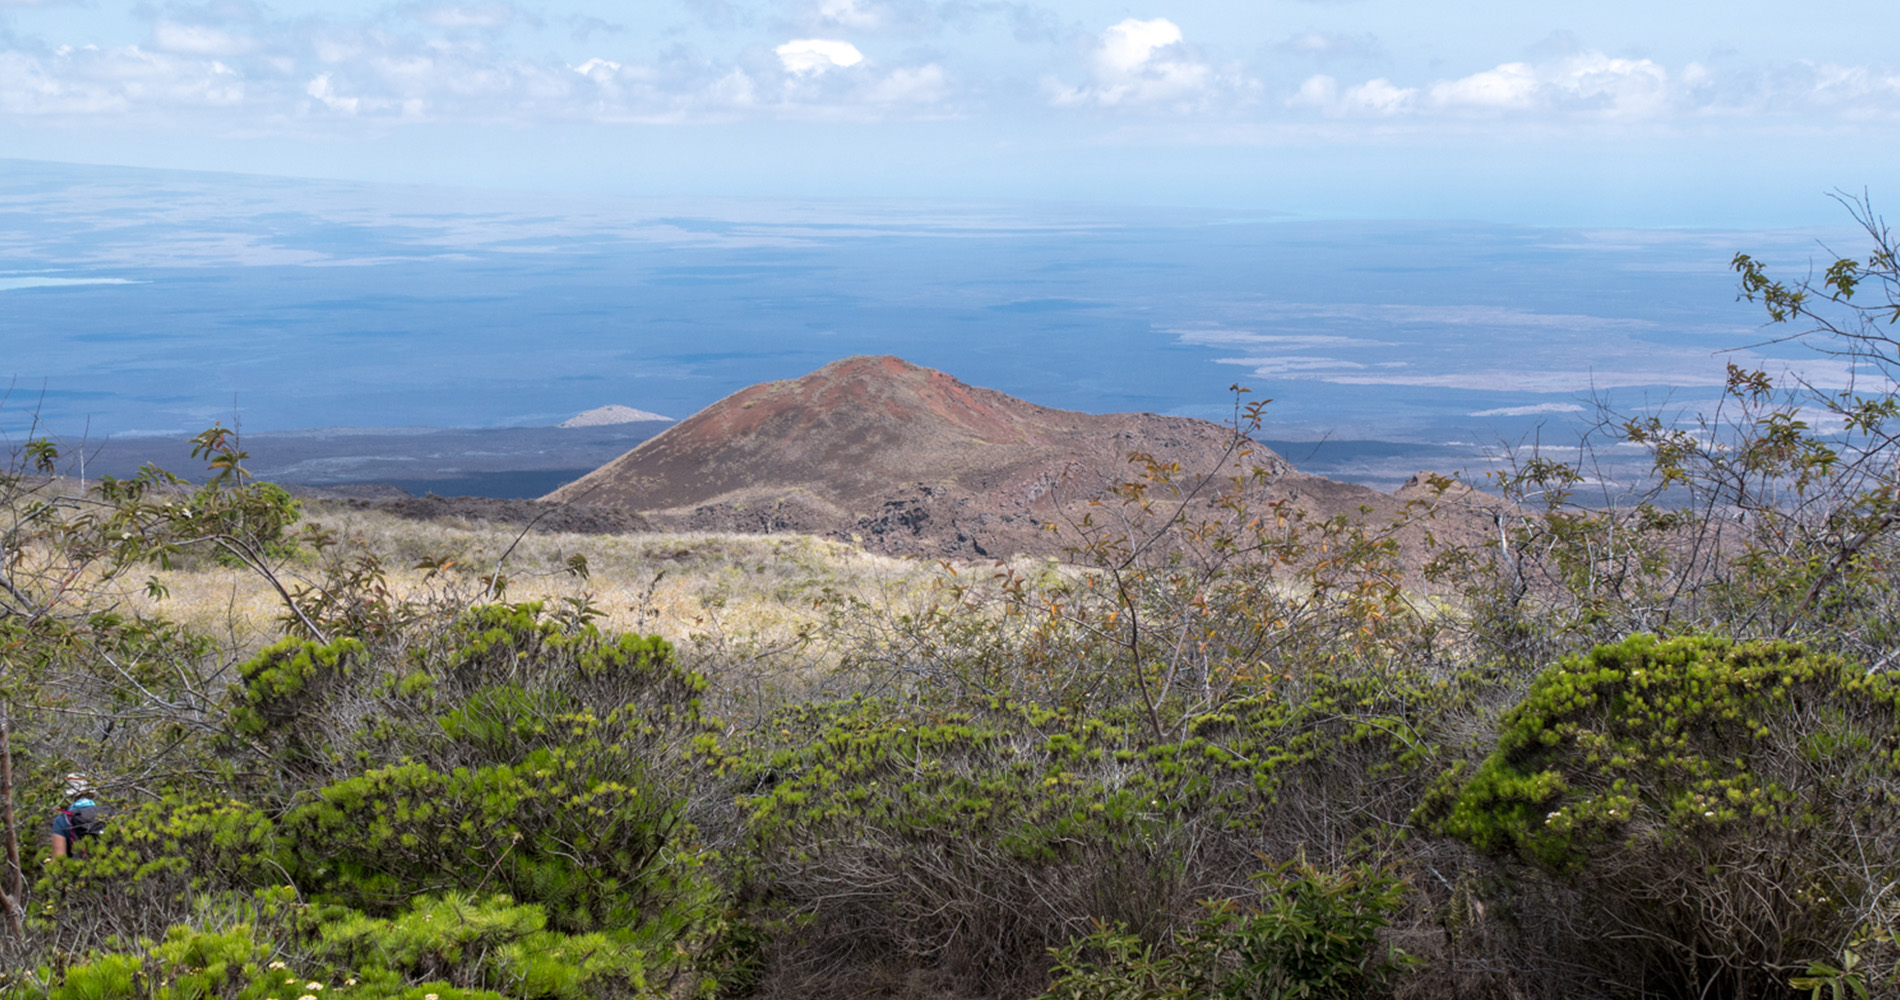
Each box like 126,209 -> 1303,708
108,503 -> 972,714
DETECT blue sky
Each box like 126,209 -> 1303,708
0,0 -> 1895,224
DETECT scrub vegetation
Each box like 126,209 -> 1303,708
3,200 -> 1900,1000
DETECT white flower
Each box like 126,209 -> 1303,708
307,985 -> 323,992
268,962 -> 287,970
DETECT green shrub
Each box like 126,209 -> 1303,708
729,671 -> 1455,996
278,749 -> 709,936
429,604 -> 691,711
228,636 -> 366,741
314,893 -> 665,1000
11,901 -> 668,1000
33,795 -> 284,945
1040,860 -> 1411,1000
195,481 -> 304,567
14,891 -> 686,1000
1419,633 -> 1900,996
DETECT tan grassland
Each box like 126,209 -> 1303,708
103,501 -> 974,706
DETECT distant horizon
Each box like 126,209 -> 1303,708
0,0 -> 1893,230
1,156 -> 1879,493
0,150 -> 1881,231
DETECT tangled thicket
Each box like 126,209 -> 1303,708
5,197 -> 1900,1000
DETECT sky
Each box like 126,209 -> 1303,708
0,0 -> 1897,224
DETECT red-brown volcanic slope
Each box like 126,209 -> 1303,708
546,356 -> 1484,559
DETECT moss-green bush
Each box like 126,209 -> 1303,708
313,894 -> 668,1000
228,636 -> 365,741
12,891 -> 680,1000
1420,633 -> 1900,996
277,748 -> 711,935
21,603 -> 727,994
33,795 -> 284,945
727,665 -> 1461,995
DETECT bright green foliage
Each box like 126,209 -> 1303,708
41,954 -> 140,1000
34,796 -> 284,939
252,606 -> 717,936
315,894 -> 660,1000
1040,860 -> 1410,1000
15,891 -> 674,1000
21,889 -> 299,1000
228,637 -> 366,739
434,603 -> 681,696
1420,633 -> 1900,995
279,750 -> 704,934
22,602 -> 724,996
435,685 -> 576,756
1221,860 -> 1413,999
415,604 -> 705,762
1421,634 -> 1897,869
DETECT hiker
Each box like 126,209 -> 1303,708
49,773 -> 107,859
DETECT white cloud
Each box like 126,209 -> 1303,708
1296,50 -> 1674,120
18,6 -> 1896,133
1098,17 -> 1181,77
0,8 -> 963,127
1287,74 -> 1336,109
305,73 -> 358,114
1288,74 -> 1414,116
1431,52 -> 1669,117
1051,17 -> 1245,109
0,45 -> 245,115
1290,50 -> 1680,120
1429,61 -> 1538,110
776,38 -> 864,76
1797,61 -> 1900,116
1549,51 -> 1669,115
572,57 -> 620,82
0,276 -> 140,291
310,33 -> 364,65
1341,77 -> 1413,115
705,68 -> 758,107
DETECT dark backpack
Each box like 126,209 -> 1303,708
59,803 -> 108,845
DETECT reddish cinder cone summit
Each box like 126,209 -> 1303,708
545,356 -> 1466,559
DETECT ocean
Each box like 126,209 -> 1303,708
0,158 -> 1853,492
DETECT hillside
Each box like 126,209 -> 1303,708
547,355 -> 1481,558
